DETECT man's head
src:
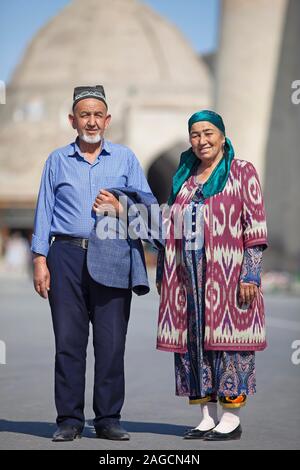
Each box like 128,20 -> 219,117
72,85 -> 107,110
69,85 -> 111,144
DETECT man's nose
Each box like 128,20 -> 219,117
88,115 -> 96,126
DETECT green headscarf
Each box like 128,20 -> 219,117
168,110 -> 235,205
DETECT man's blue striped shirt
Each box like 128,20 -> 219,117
31,139 -> 151,256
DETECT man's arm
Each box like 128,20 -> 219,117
92,150 -> 147,216
93,151 -> 153,217
93,189 -> 124,216
32,253 -> 50,299
31,157 -> 55,299
127,152 -> 152,193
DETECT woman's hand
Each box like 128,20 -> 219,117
93,189 -> 124,216
239,281 -> 258,306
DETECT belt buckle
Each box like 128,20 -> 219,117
81,239 -> 88,249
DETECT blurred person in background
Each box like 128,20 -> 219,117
5,231 -> 30,275
156,110 -> 268,441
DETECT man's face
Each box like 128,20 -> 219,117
69,98 -> 111,144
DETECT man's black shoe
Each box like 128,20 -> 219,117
52,425 -> 82,442
96,423 -> 130,441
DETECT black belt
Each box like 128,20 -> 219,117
53,235 -> 89,249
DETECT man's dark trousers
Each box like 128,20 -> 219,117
47,240 -> 132,431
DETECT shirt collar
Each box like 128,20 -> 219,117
68,137 -> 111,159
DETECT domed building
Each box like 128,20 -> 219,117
0,0 -> 212,249
3,0 -> 299,272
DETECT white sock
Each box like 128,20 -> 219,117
213,409 -> 240,434
195,402 -> 218,431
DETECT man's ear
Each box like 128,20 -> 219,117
104,114 -> 112,130
68,113 -> 76,129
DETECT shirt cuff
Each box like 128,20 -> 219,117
31,234 -> 50,257
240,274 -> 261,286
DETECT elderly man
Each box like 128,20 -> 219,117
32,86 -> 154,442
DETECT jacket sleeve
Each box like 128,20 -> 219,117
241,162 -> 268,250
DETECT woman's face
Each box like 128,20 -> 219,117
189,121 -> 225,162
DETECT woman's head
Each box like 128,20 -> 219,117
188,110 -> 226,162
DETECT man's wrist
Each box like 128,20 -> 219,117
32,253 -> 47,264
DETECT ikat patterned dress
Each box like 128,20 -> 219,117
157,174 -> 263,401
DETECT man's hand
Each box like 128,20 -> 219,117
33,254 -> 50,299
93,189 -> 124,216
238,281 -> 258,307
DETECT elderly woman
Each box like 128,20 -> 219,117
156,110 -> 268,441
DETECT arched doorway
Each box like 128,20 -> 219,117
147,142 -> 187,204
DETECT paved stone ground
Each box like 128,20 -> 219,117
0,271 -> 299,450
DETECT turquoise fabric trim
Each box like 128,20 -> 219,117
168,138 -> 234,204
188,109 -> 225,133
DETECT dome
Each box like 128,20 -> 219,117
11,0 -> 210,89
0,0 -> 212,201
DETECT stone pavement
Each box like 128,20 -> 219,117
0,271 -> 299,450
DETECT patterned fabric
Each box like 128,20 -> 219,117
240,246 -> 263,286
219,394 -> 247,408
157,159 -> 268,353
157,246 -> 263,288
176,349 -> 256,398
173,182 -> 256,399
156,249 -> 165,284
31,138 -> 151,256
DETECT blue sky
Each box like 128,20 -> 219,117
0,0 -> 220,83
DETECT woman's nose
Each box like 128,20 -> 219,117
199,134 -> 207,145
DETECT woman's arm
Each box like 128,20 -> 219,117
239,245 -> 263,306
240,246 -> 263,286
241,162 -> 268,250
